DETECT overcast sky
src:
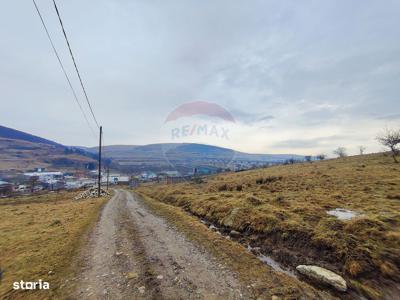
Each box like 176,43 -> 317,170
1,0 -> 399,155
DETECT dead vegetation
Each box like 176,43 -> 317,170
137,193 -> 333,299
137,153 -> 400,299
0,191 -> 109,299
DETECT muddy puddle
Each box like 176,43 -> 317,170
246,245 -> 297,278
195,208 -> 374,300
197,214 -> 367,299
200,219 -> 297,278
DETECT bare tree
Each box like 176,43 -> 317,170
333,147 -> 347,158
316,154 -> 326,160
377,128 -> 400,163
29,176 -> 39,193
287,158 -> 296,164
359,145 -> 366,155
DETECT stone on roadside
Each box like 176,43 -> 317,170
126,272 -> 138,280
209,225 -> 217,231
229,230 -> 241,238
296,265 -> 347,292
74,187 -> 110,200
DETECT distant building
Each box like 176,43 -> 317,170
102,174 -> 130,185
43,179 -> 64,191
115,176 -> 129,185
163,170 -> 180,177
194,166 -> 214,175
15,185 -> 28,192
140,171 -> 157,181
24,171 -> 63,182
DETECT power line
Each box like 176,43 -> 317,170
32,0 -> 97,138
52,0 -> 100,129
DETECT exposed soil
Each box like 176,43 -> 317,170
71,189 -> 249,299
195,216 -> 368,300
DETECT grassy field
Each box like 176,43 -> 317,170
136,153 -> 400,299
0,191 -> 109,299
138,192 -> 334,299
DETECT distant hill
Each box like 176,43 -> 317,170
0,125 -> 62,147
85,143 -> 303,173
0,125 -> 96,171
0,125 -> 303,173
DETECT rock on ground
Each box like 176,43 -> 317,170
74,187 -> 110,200
296,265 -> 347,292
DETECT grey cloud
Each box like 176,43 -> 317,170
271,135 -> 353,149
0,0 -> 399,151
230,109 -> 274,125
376,114 -> 400,120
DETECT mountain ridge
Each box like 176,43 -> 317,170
0,125 -> 62,147
0,125 -> 304,172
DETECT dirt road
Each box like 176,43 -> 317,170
74,189 -> 248,299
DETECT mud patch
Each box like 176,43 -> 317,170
201,218 -> 298,278
196,216 -> 370,300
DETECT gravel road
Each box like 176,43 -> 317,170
74,189 -> 248,299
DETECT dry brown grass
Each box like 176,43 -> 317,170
0,191 -> 109,299
137,153 -> 400,298
138,193 -> 334,299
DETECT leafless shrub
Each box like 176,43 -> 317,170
247,196 -> 262,205
304,155 -> 312,162
333,147 -> 347,158
29,176 -> 39,193
285,158 -> 296,164
359,145 -> 366,155
377,128 -> 400,163
256,176 -> 282,185
255,178 -> 263,184
218,184 -> 228,191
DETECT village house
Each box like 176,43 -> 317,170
102,174 -> 130,185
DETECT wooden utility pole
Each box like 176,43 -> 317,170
97,126 -> 102,197
106,166 -> 109,190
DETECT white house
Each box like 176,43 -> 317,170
102,174 -> 130,184
24,171 -> 63,182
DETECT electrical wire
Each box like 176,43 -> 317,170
32,0 -> 97,138
52,0 -> 100,129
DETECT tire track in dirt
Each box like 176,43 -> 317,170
73,190 -> 248,299
74,190 -> 158,299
